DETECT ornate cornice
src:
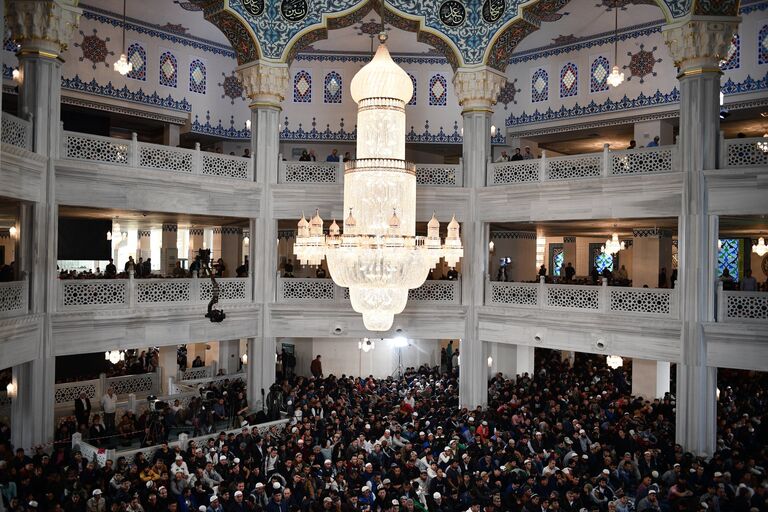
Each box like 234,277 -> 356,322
236,61 -> 290,109
490,231 -> 537,240
137,230 -> 151,238
662,16 -> 740,74
563,236 -> 576,243
220,227 -> 243,235
60,95 -> 187,125
161,224 -> 178,232
453,67 -> 506,111
188,228 -> 204,236
6,0 -> 82,58
633,227 -> 673,238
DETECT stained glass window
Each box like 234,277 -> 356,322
429,74 -> 447,106
759,25 -> 768,65
531,69 -> 548,103
720,34 -> 739,70
560,62 -> 578,98
590,56 -> 609,93
293,70 -> 312,103
323,71 -> 342,103
595,252 -> 613,273
717,238 -> 739,280
159,51 -> 177,88
554,251 -> 564,276
189,59 -> 206,94
126,43 -> 146,81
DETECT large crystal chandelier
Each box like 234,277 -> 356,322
601,232 -> 626,255
294,34 -> 463,331
753,237 -> 768,257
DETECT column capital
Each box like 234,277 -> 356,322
236,60 -> 290,109
452,66 -> 506,112
6,0 -> 82,58
662,15 -> 739,76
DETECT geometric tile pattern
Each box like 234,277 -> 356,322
408,72 -> 417,105
189,58 -> 207,94
595,250 -> 614,273
720,34 -> 739,70
219,72 -> 245,104
623,44 -> 662,83
546,285 -> 600,310
323,71 -> 342,103
560,62 -> 578,98
127,42 -> 147,81
74,29 -> 114,70
159,51 -> 178,88
498,78 -> 520,109
760,25 -> 768,65
531,68 -> 548,102
609,288 -> 672,315
429,74 -> 447,106
590,56 -> 610,93
293,70 -> 312,102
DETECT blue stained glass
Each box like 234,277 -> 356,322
717,239 -> 739,280
595,252 -> 613,273
554,251 -> 564,276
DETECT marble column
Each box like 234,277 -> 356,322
663,15 -> 738,456
486,342 -> 535,379
6,0 -> 81,451
632,228 -> 673,288
220,227 -> 243,278
453,67 -> 505,408
563,236 -> 577,274
237,61 -> 289,404
216,339 -> 241,374
212,228 -> 222,263
188,228 -> 204,267
157,345 -> 178,394
160,223 -> 178,275
632,358 -> 671,399
138,230 -> 151,260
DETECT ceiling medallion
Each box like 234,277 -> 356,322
439,0 -> 466,27
293,34 -> 463,331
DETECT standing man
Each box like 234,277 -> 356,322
101,387 -> 118,433
74,391 -> 92,429
310,355 -> 323,379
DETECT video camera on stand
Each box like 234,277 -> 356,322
197,248 -> 226,323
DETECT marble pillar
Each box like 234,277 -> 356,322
632,228 -> 673,288
453,67 -> 505,408
188,228 -> 204,268
160,223 -> 178,275
632,358 -> 671,399
138,230 -> 151,261
221,227 -> 243,278
663,15 -> 738,456
486,342 -> 535,379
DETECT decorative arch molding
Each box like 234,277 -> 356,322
202,7 -> 261,64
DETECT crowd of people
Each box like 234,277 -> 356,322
57,254 -> 249,281
0,351 -> 766,512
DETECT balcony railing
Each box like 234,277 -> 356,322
720,136 -> 768,168
1,112 -> 33,151
487,144 -> 678,186
61,131 -> 253,180
485,277 -> 678,318
278,157 -> 463,186
54,372 -> 161,405
0,280 -> 28,318
56,276 -> 251,311
276,277 -> 462,305
717,284 -> 768,322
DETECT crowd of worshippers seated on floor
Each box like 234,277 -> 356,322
0,353 -> 765,512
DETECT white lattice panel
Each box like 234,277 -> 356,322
488,282 -> 539,306
408,281 -> 459,302
135,280 -> 191,304
278,278 -> 336,301
138,145 -> 193,172
107,374 -> 156,396
180,367 -> 211,380
200,278 -> 248,302
545,286 -> 600,310
724,292 -> 768,320
489,161 -> 540,185
546,154 -> 602,180
64,134 -> 129,164
55,382 -> 98,404
725,140 -> 768,167
609,288 -> 672,315
1,114 -> 32,150
610,147 -> 674,175
61,281 -> 128,307
415,164 -> 461,186
202,154 -> 250,180
280,162 -> 339,183
0,281 -> 25,314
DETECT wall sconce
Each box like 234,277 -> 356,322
487,356 -> 493,368
11,68 -> 20,81
9,226 -> 17,238
243,236 -> 250,245
490,125 -> 497,137
488,240 -> 495,253
6,381 -> 17,399
246,119 -> 251,130
241,353 -> 248,365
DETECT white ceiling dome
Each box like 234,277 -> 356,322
350,38 -> 413,104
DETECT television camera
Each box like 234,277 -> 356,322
197,248 -> 226,323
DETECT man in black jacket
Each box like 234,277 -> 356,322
74,392 -> 92,429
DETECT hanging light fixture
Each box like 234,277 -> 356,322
104,350 -> 126,365
294,33 -> 463,331
753,237 -> 768,257
358,338 -> 376,352
601,226 -> 626,255
9,226 -> 17,238
607,5 -> 625,88
6,381 -> 17,399
241,353 -> 248,365
606,355 -> 623,369
113,0 -> 133,75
